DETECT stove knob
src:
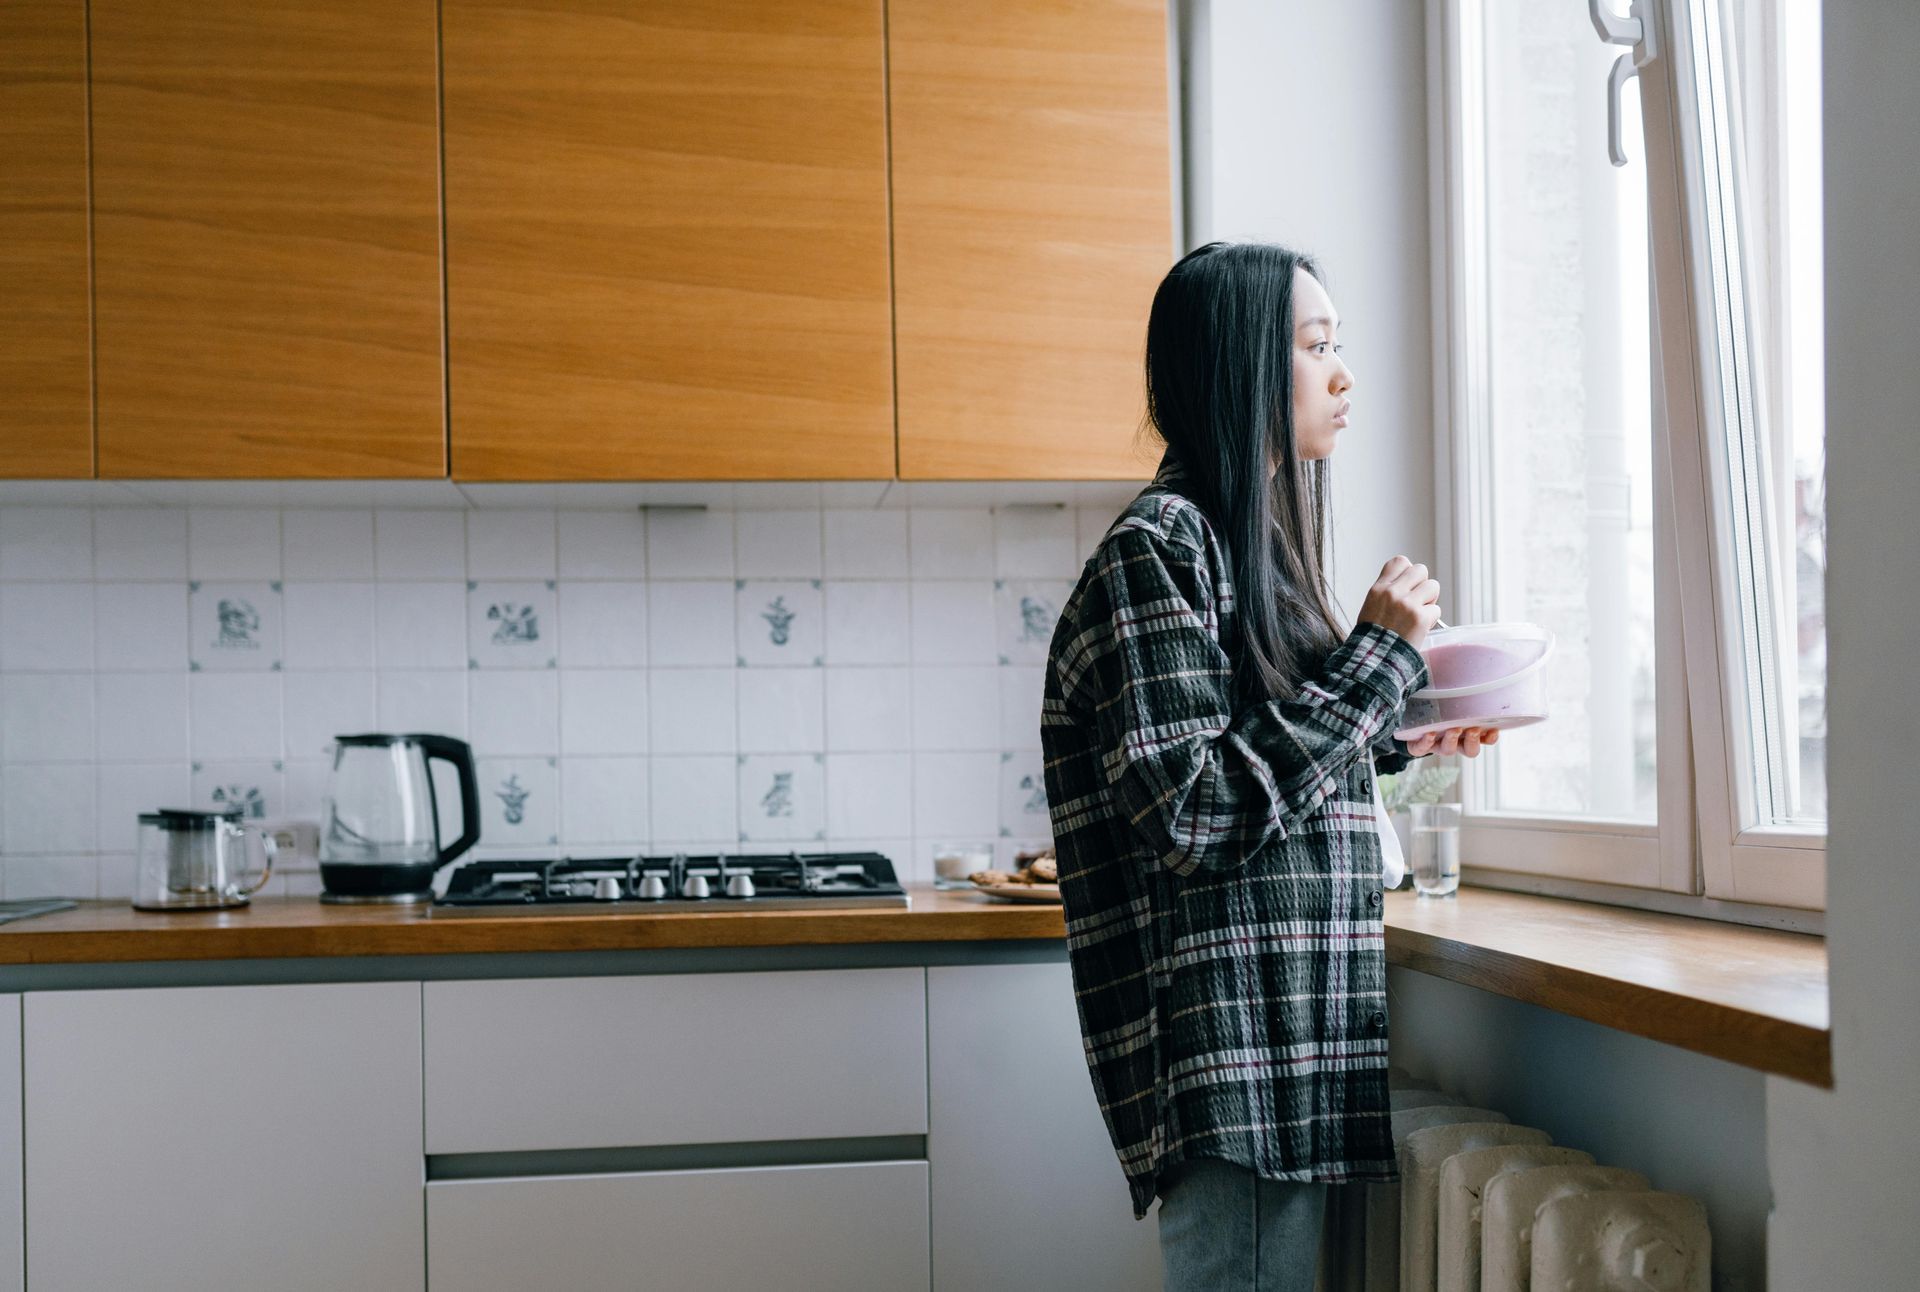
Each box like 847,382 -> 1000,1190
681,873 -> 710,900
593,876 -> 623,901
725,873 -> 756,899
636,874 -> 667,901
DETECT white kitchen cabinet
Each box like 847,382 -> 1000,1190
424,968 -> 926,1154
24,982 -> 424,1292
0,997 -> 20,1292
928,963 -> 1161,1291
427,1161 -> 930,1291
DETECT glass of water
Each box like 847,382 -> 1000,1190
1409,803 -> 1462,897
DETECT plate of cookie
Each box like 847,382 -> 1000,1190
968,848 -> 1061,903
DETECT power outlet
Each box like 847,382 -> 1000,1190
261,818 -> 321,870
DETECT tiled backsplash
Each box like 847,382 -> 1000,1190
0,487 -> 1141,899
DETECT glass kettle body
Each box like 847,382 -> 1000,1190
319,734 -> 479,904
133,809 -> 276,910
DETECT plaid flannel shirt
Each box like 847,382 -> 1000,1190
1041,455 -> 1431,1218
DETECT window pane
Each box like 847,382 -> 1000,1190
1708,0 -> 1826,826
1476,1 -> 1658,822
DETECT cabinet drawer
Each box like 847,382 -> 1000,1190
424,969 -> 926,1154
428,1161 -> 929,1292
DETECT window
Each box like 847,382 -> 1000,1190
1430,0 -> 1826,911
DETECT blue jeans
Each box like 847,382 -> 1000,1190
1156,1158 -> 1328,1292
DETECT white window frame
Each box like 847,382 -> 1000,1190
1425,0 -> 1826,917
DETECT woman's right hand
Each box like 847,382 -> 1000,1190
1358,556 -> 1443,649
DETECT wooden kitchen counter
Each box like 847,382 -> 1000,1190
0,885 -> 1066,965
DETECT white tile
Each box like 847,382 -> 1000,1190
999,666 -> 1045,751
191,760 -> 284,821
646,509 -> 734,579
188,508 -> 281,580
904,484 -> 1001,508
912,751 -> 1000,836
909,581 -> 997,664
283,509 -> 375,579
95,672 -> 189,762
999,751 -> 1052,838
469,581 -> 558,669
825,752 -> 913,837
643,484 -> 735,510
374,582 -> 467,668
736,510 -> 823,579
823,510 -> 910,579
282,671 -> 376,760
475,757 -> 559,847
96,763 -> 192,852
994,506 -> 1078,577
188,581 -> 282,671
371,481 -> 468,510
736,580 -> 823,666
737,669 -> 824,753
910,666 -> 1001,751
0,582 -> 93,670
2,674 -> 95,761
648,581 -> 735,666
94,509 -> 187,580
6,857 -> 97,901
557,582 -> 647,667
375,510 -> 466,579
561,757 -> 651,845
95,583 -> 189,671
96,853 -> 139,901
377,670 -> 468,738
995,579 -> 1074,665
283,582 -> 375,670
468,670 -> 559,757
3,764 -> 94,853
0,507 -> 92,580
738,754 -> 825,843
909,510 -> 995,578
649,756 -> 737,841
734,483 -> 821,510
1076,506 -> 1119,563
560,671 -> 650,756
557,512 -> 647,579
820,482 -> 894,509
282,759 -> 332,821
648,668 -> 736,755
824,667 -> 912,752
822,581 -> 910,665
467,510 -> 557,578
190,673 -> 283,762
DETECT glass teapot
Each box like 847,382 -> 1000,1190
319,733 -> 479,904
132,809 -> 276,911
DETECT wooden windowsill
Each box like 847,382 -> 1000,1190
1384,887 -> 1831,1087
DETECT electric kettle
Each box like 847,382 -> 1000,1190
132,808 -> 276,911
319,733 -> 479,904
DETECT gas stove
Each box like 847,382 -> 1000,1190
432,850 -> 909,915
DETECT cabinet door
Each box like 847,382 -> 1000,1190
428,1162 -> 929,1291
0,0 -> 91,477
928,962 -> 1160,1290
443,0 -> 895,481
890,0 -> 1174,480
25,983 -> 424,1292
90,0 -> 445,478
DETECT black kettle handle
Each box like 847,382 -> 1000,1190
413,734 -> 481,867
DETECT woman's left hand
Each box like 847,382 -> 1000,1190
1406,726 -> 1501,758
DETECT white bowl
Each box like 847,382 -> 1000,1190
1391,622 -> 1555,742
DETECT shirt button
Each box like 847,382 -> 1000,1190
1367,890 -> 1382,908
1369,1011 -> 1387,1031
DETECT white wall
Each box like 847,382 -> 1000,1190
1181,0 -> 1436,617
1764,3 -> 1920,1287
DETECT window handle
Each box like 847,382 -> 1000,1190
1590,0 -> 1659,167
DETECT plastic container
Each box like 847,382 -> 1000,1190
1392,622 -> 1555,742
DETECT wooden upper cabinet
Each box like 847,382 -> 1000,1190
0,0 -> 92,478
442,0 -> 895,481
890,0 -> 1174,480
90,0 -> 445,478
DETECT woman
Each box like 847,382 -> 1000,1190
1041,242 -> 1500,1290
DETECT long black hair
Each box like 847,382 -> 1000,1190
1143,241 -> 1346,702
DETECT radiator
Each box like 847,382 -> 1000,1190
1318,1070 -> 1711,1291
